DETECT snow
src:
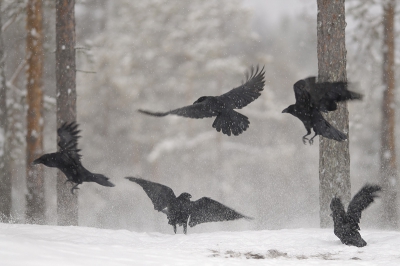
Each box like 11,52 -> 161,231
1,223 -> 400,266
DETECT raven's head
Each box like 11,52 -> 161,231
193,96 -> 210,105
282,105 -> 295,114
32,154 -> 57,167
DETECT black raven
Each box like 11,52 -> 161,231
125,177 -> 252,234
32,122 -> 115,194
330,184 -> 381,247
282,77 -> 362,144
138,66 -> 265,136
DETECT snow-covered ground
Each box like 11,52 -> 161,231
1,223 -> 399,266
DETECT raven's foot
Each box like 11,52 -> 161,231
70,184 -> 80,195
302,137 -> 309,145
173,224 -> 177,234
309,133 -> 318,145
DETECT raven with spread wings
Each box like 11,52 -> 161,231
32,122 -> 115,194
126,177 -> 252,234
330,184 -> 381,247
138,66 -> 265,136
282,77 -> 362,144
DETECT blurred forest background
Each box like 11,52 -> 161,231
1,0 -> 400,233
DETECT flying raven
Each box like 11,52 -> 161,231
282,77 -> 362,144
125,177 -> 252,234
330,184 -> 381,247
138,66 -> 265,136
32,122 -> 115,194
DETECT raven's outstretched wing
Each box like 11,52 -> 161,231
293,80 -> 312,107
57,122 -> 82,162
188,197 -> 252,227
125,177 -> 176,211
216,65 -> 265,109
330,197 -> 346,223
303,77 -> 363,112
312,110 -> 347,141
347,184 -> 381,225
139,101 -> 218,119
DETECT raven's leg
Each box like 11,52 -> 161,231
173,224 -> 177,234
302,129 -> 312,145
309,133 -> 318,145
70,184 -> 80,194
183,223 -> 187,235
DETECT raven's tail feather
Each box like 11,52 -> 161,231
212,111 -> 249,136
89,173 -> 115,187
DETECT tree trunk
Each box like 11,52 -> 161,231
380,0 -> 397,229
26,0 -> 46,224
317,0 -> 351,228
56,0 -> 78,226
0,0 -> 12,222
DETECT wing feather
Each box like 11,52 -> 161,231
216,65 -> 265,109
188,197 -> 252,227
139,101 -> 218,119
347,184 -> 381,225
57,122 -> 82,161
125,177 -> 176,212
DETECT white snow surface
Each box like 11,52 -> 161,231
1,223 -> 400,266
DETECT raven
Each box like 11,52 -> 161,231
330,184 -> 381,247
125,177 -> 252,234
282,77 -> 362,144
32,122 -> 115,194
138,66 -> 265,136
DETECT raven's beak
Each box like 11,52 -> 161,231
282,107 -> 289,113
32,159 -> 40,166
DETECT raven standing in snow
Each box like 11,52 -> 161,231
138,66 -> 265,136
125,177 -> 252,234
330,184 -> 381,247
32,122 -> 115,194
282,77 -> 362,144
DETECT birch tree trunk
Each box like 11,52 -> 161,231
0,0 -> 11,222
56,0 -> 78,226
380,0 -> 398,229
317,0 -> 351,228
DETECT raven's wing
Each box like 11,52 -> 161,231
125,177 -> 176,212
188,197 -> 252,227
138,101 -> 218,119
57,122 -> 82,162
216,65 -> 265,109
303,77 -> 363,112
312,110 -> 347,141
330,197 -> 346,224
347,184 -> 381,225
293,80 -> 312,107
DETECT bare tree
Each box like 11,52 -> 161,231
25,0 -> 46,224
56,0 -> 78,226
0,0 -> 12,222
380,0 -> 397,229
317,0 -> 351,228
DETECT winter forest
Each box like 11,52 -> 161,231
1,0 -> 400,265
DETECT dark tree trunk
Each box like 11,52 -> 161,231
26,0 -> 46,224
56,0 -> 78,226
317,0 -> 351,228
0,0 -> 12,222
380,0 -> 397,229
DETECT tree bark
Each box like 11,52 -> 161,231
317,0 -> 351,228
25,0 -> 46,224
0,0 -> 12,222
56,0 -> 78,226
380,0 -> 397,229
